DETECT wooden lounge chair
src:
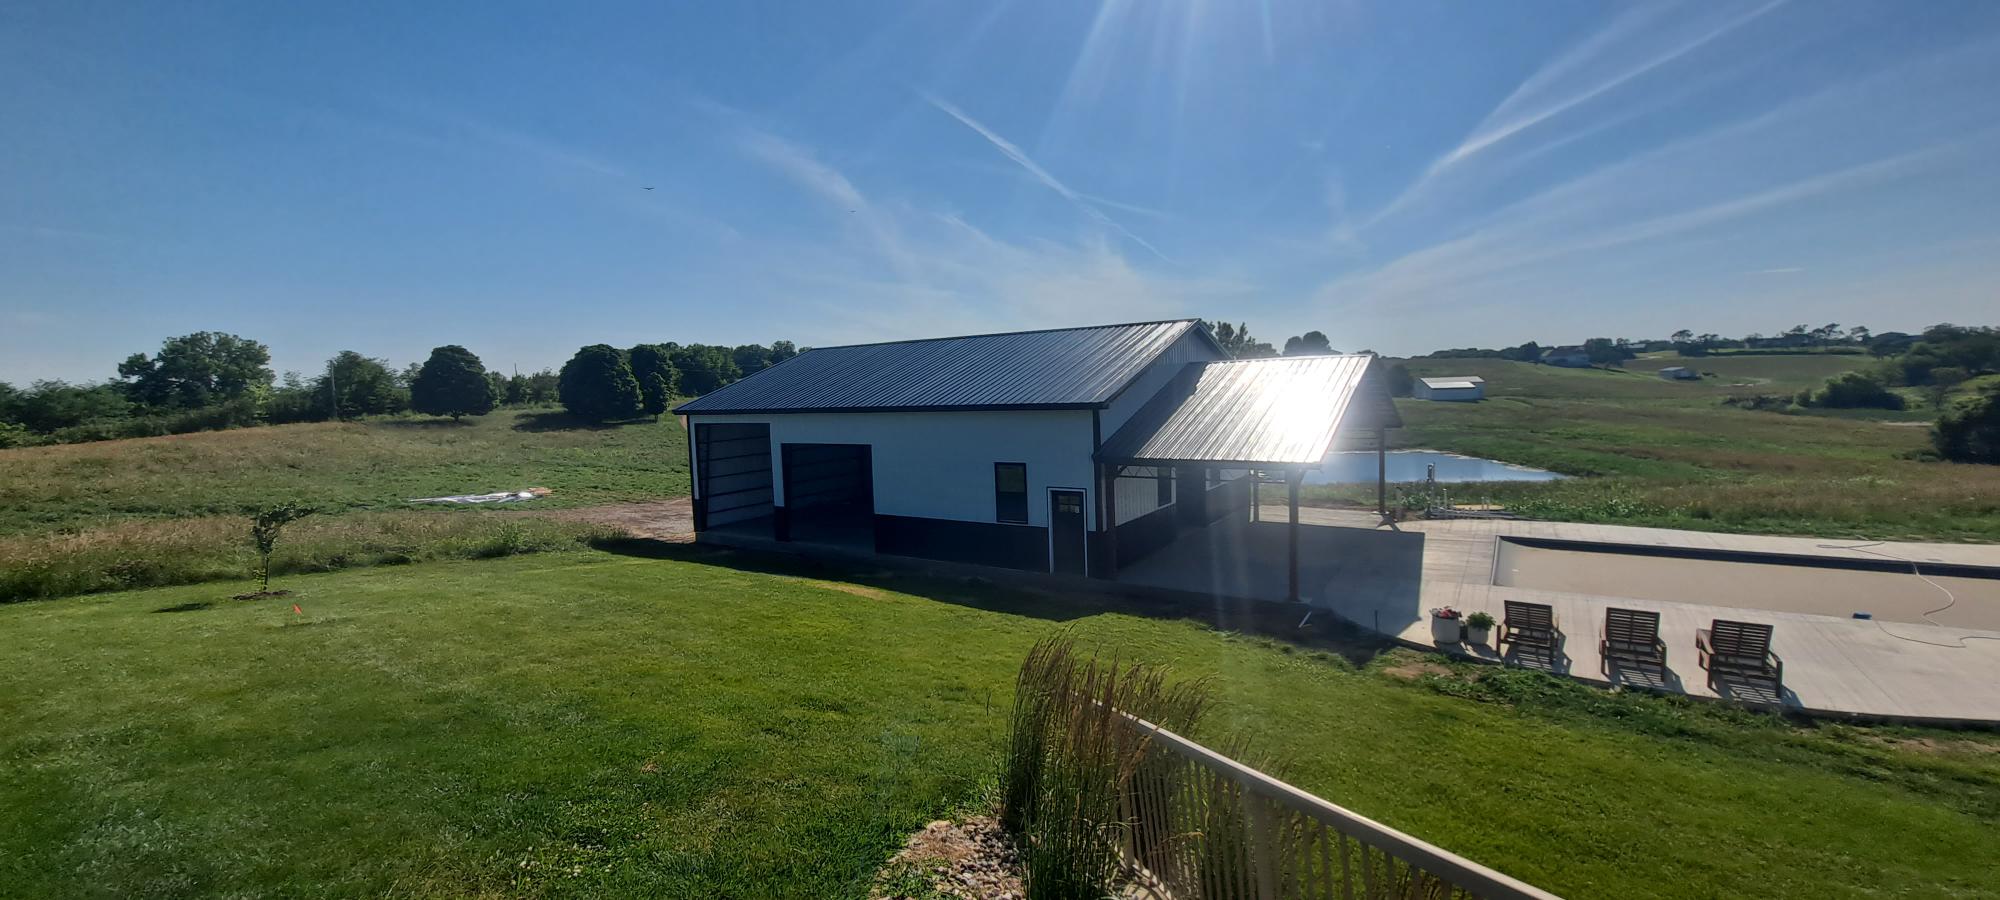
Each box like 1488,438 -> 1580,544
1498,600 -> 1560,656
1698,619 -> 1783,691
1600,607 -> 1665,673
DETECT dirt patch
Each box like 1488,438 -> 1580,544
544,498 -> 694,542
1378,653 -> 1454,682
872,817 -> 1022,900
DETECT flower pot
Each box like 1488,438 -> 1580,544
1430,615 -> 1463,644
1464,623 -> 1492,645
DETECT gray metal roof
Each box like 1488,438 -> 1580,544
1097,355 -> 1403,467
675,319 -> 1213,414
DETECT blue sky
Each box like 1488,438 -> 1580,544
5,0 -> 1999,383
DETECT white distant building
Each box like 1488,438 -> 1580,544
1541,346 -> 1591,368
1658,366 -> 1700,381
1413,376 -> 1485,402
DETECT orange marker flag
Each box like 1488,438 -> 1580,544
292,604 -> 303,615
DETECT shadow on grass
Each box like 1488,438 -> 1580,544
592,537 -> 1399,667
512,411 -> 655,433
152,601 -> 214,613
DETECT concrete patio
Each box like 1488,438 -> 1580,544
1117,506 -> 2000,725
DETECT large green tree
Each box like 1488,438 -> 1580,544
627,344 -> 681,419
731,344 -> 772,380
522,369 -> 560,405
1934,386 -> 2000,464
1581,338 -> 1634,365
1806,372 -> 1905,410
311,352 -> 406,419
1202,321 -> 1277,358
116,332 -> 273,409
1282,331 -> 1335,356
668,344 -> 741,396
559,345 -> 643,422
410,345 -> 499,420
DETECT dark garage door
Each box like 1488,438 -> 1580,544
695,423 -> 773,534
781,443 -> 874,548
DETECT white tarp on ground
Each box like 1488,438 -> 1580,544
408,487 -> 551,504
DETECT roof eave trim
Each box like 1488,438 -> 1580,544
676,402 -> 1104,415
1095,454 -> 1326,468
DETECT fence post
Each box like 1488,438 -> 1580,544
1245,792 -> 1280,899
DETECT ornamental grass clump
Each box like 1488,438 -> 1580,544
1001,634 -> 1211,900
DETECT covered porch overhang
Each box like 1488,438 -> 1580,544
1093,354 -> 1403,601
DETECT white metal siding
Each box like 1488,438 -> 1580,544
1099,330 -> 1228,437
1114,466 -> 1173,525
689,410 -> 1098,529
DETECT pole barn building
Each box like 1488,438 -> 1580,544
1412,376 -> 1485,402
674,320 -> 1401,599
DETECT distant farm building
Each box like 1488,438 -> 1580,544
1658,366 -> 1700,381
1413,376 -> 1485,402
1541,346 -> 1591,368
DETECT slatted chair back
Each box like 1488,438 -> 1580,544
1707,620 -> 1773,661
1603,608 -> 1660,646
1504,600 -> 1553,633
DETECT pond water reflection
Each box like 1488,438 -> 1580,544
1303,450 -> 1566,485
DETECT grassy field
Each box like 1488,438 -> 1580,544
1329,357 -> 2000,541
0,408 -> 689,536
2,549 -> 1996,898
0,409 -> 685,601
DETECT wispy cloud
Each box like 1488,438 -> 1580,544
1321,25 -> 2000,320
1077,192 -> 1176,221
1440,1 -> 1785,171
1318,126 -> 1991,312
361,97 -> 636,181
452,118 -> 628,179
1366,1 -> 1788,230
737,130 -> 866,211
703,99 -> 1241,342
922,92 -> 1168,261
1748,267 -> 1804,275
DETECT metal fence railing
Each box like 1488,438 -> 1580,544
1116,712 -> 1562,900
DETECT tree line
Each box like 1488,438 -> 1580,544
1203,321 -> 1342,358
0,332 -> 799,447
1421,323 -> 1908,364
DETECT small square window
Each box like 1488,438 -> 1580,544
995,463 -> 1028,524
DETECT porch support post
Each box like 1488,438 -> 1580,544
1376,427 -> 1388,521
1103,463 -> 1120,576
1251,471 -> 1260,523
1287,468 -> 1301,603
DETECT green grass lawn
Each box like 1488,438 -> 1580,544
1347,359 -> 2000,541
3,549 -> 1996,898
0,407 -> 689,536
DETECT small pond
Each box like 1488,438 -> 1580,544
1302,450 -> 1566,485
